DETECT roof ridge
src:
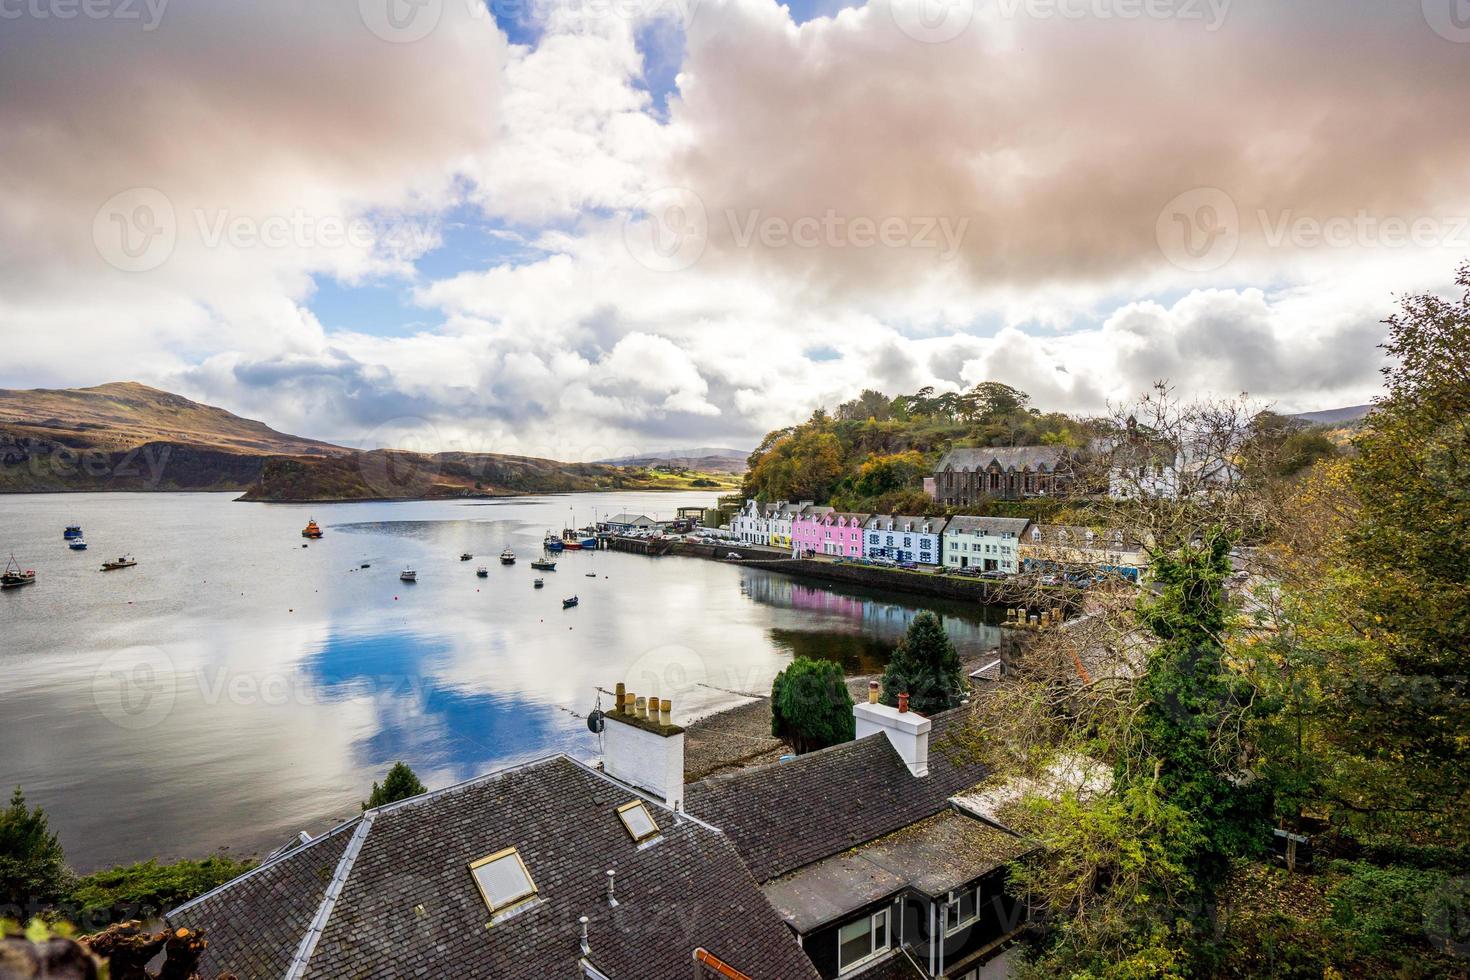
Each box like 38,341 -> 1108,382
283,809 -> 377,980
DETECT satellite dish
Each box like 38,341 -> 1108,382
587,709 -> 604,734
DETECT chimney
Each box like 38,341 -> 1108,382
601,681 -> 685,810
853,695 -> 930,777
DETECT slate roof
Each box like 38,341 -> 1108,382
936,447 -> 1068,473
943,517 -> 1032,537
604,513 -> 655,525
863,515 -> 947,535
169,756 -> 819,980
684,708 -> 989,883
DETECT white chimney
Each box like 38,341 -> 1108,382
853,683 -> 930,777
602,684 -> 684,810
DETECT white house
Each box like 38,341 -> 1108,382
730,499 -> 772,545
863,515 -> 948,566
942,516 -> 1031,574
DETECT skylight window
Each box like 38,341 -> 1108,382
469,847 -> 537,915
617,800 -> 660,842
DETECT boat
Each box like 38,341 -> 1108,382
499,549 -> 516,565
585,572 -> 596,578
361,562 -> 371,569
2,555 -> 36,589
533,578 -> 544,588
580,536 -> 598,550
63,524 -> 82,539
101,555 -> 137,571
560,532 -> 583,551
68,538 -> 88,551
530,556 -> 556,571
460,552 -> 473,561
476,566 -> 488,578
542,533 -> 564,552
562,595 -> 579,608
302,519 -> 324,539
400,567 -> 417,582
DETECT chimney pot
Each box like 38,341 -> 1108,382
898,692 -> 910,713
868,680 -> 880,704
635,696 -> 647,718
660,697 -> 671,718
625,691 -> 635,714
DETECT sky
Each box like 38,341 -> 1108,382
3,0 -> 1469,460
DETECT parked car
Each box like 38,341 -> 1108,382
725,551 -> 743,560
897,560 -> 919,570
980,570 -> 1008,580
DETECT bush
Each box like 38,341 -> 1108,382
68,856 -> 256,924
1326,860 -> 1449,956
363,762 -> 427,810
771,658 -> 854,754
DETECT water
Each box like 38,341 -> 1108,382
0,492 -> 1008,870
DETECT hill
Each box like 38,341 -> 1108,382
1289,404 -> 1372,426
597,447 -> 749,474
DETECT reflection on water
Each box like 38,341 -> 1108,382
0,491 -> 1014,869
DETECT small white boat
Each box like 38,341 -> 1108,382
499,549 -> 516,565
400,567 -> 417,582
68,538 -> 88,551
476,565 -> 488,578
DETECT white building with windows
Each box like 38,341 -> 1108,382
863,515 -> 948,566
941,517 -> 1031,574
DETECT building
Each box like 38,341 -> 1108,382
930,447 -> 1076,505
687,687 -> 1031,978
793,509 -> 865,558
602,513 -> 657,534
168,750 -> 818,979
942,517 -> 1031,574
730,499 -> 776,545
864,515 -> 947,566
770,501 -> 818,551
1100,418 -> 1240,501
1020,524 -> 1150,581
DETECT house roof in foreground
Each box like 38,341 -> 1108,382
684,708 -> 989,883
169,755 -> 818,980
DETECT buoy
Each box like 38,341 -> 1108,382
394,596 -> 399,601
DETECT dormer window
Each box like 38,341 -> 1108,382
469,847 -> 537,916
616,800 -> 660,843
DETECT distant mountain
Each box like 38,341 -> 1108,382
1289,405 -> 1373,426
597,447 -> 750,474
0,382 -> 741,498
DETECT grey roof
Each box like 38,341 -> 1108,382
170,756 -> 818,980
1026,524 -> 1145,553
604,513 -> 655,525
863,515 -> 947,534
760,810 -> 1030,932
685,708 -> 989,883
943,517 -> 1032,537
936,446 -> 1068,472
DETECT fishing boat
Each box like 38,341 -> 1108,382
534,578 -> 544,589
476,565 -> 488,578
530,556 -> 556,571
560,531 -> 582,551
400,567 -> 417,582
460,552 -> 473,561
68,537 -> 88,551
2,555 -> 36,589
499,549 -> 517,565
301,519 -> 324,539
585,572 -> 596,578
542,532 -> 564,552
101,555 -> 137,571
562,595 -> 579,608
63,524 -> 82,539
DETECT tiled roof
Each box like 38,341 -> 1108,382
863,515 -> 946,534
936,446 -> 1068,473
169,756 -> 818,980
684,709 -> 989,882
943,517 -> 1032,537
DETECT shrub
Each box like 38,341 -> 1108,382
68,856 -> 255,924
771,658 -> 854,754
880,611 -> 964,714
363,762 -> 427,810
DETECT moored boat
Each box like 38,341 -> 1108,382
562,595 -> 578,608
499,548 -> 516,565
530,556 -> 556,571
400,567 -> 417,582
302,519 -> 324,539
476,565 -> 488,577
68,538 -> 88,551
460,552 -> 473,561
2,555 -> 36,589
542,533 -> 564,552
63,524 -> 82,539
101,555 -> 137,571
533,578 -> 544,588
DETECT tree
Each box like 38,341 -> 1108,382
0,786 -> 70,912
881,612 -> 964,714
362,763 -> 426,810
770,658 -> 854,754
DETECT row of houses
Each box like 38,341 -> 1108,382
731,500 -> 1148,579
168,680 -> 1060,979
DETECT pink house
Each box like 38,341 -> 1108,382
792,510 -> 870,558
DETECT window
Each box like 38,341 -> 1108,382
945,884 -> 981,935
837,907 -> 890,973
616,800 -> 660,842
469,847 -> 537,915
